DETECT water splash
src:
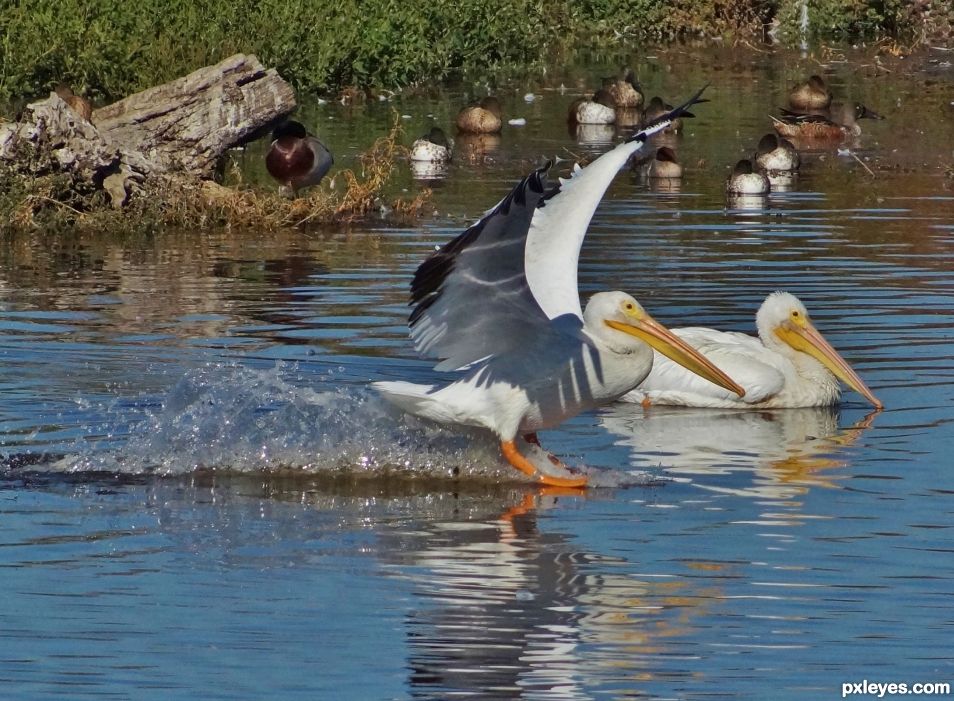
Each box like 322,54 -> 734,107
48,364 -> 510,479
14,363 -> 657,489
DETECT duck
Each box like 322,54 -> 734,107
456,97 -> 503,134
54,84 -> 93,122
726,159 -> 770,195
603,68 -> 643,109
567,89 -> 616,125
410,127 -> 452,163
643,97 -> 683,133
788,75 -> 832,112
754,133 -> 799,173
265,120 -> 334,196
623,291 -> 882,409
773,102 -> 883,140
633,146 -> 682,179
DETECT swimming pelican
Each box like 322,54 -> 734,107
624,291 -> 883,409
374,87 -> 745,488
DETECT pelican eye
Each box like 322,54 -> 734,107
624,302 -> 635,311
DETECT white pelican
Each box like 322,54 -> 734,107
374,87 -> 745,488
624,291 -> 883,410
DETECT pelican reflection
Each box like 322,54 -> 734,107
379,488 -> 717,698
599,404 -> 877,499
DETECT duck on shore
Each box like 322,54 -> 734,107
265,120 -> 334,197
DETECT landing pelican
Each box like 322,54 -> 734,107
624,291 -> 882,409
374,88 -> 745,488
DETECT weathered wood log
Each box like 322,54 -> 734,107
0,53 -> 296,208
0,93 -> 120,184
93,53 -> 296,176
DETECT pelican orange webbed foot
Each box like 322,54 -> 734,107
502,440 -> 589,488
374,85 -> 744,488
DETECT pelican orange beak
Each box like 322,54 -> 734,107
775,322 -> 883,409
606,316 -> 746,398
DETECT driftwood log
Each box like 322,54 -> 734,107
0,54 -> 296,208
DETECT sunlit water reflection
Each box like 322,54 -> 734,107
1,47 -> 953,699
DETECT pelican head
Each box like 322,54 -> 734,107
586,292 -> 745,397
756,292 -> 882,408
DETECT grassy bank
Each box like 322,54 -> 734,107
1,1 -> 950,105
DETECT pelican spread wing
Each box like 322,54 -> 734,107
409,165 -> 556,371
409,85 -> 710,372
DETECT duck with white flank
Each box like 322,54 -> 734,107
754,134 -> 800,173
410,127 -> 452,163
567,89 -> 617,125
726,159 -> 770,195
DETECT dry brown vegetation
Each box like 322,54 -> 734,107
0,119 -> 431,235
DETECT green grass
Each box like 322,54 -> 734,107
1,0 -> 944,106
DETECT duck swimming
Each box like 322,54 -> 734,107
754,133 -> 799,173
603,68 -> 643,109
773,102 -> 883,140
788,75 -> 832,112
410,127 -> 452,163
456,97 -> 503,134
726,159 -> 770,195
